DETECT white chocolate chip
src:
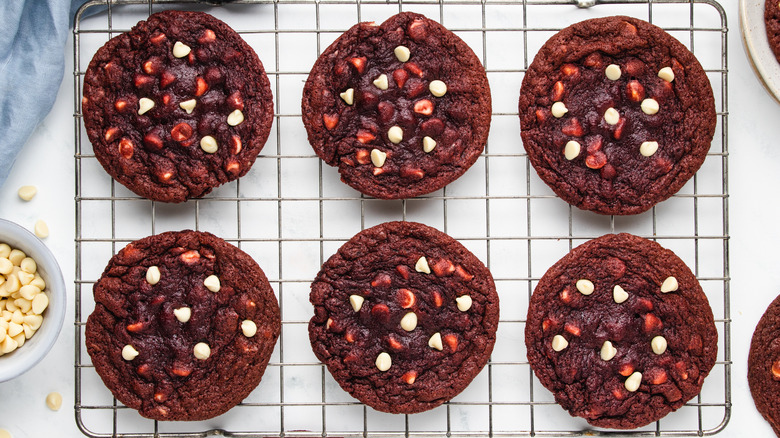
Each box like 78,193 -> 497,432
660,276 -> 678,293
370,148 -> 387,167
172,41 -> 191,58
349,294 -> 364,312
200,135 -> 218,154
179,99 -> 197,114
17,185 -> 37,201
375,352 -> 392,371
564,140 -> 580,160
23,314 -> 42,330
551,101 -> 568,118
339,88 -> 354,105
34,220 -> 49,239
651,336 -> 668,355
0,245 -> 8,259
428,332 -> 443,351
641,98 -> 659,115
241,320 -> 257,337
17,271 -> 33,286
173,307 -> 191,323
605,64 -> 621,81
146,266 -> 161,285
20,258 -> 36,274
613,285 -> 629,303
456,295 -> 472,312
1,335 -> 18,354
422,136 -> 436,153
122,344 -> 139,361
8,250 -> 24,266
552,334 -> 569,352
415,256 -> 431,274
0,259 -> 12,275
138,97 -> 155,115
227,109 -> 244,126
12,333 -> 24,348
400,312 -> 418,331
658,67 -> 675,82
0,429 -> 9,438
429,80 -> 447,97
640,141 -> 659,157
31,293 -> 48,315
394,45 -> 411,62
193,342 -> 211,360
600,340 -> 617,361
46,392 -> 63,411
4,275 -> 19,293
203,275 -> 221,292
387,126 -> 403,144
19,285 -> 39,301
624,371 -> 642,392
31,275 -> 45,290
7,322 -> 22,337
576,279 -> 594,295
604,107 -> 620,125
373,74 -> 389,90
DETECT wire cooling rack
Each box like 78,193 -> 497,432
72,0 -> 730,436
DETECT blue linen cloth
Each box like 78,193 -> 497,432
0,0 -> 88,187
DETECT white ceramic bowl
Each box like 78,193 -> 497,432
0,218 -> 66,382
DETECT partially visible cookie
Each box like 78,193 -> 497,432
82,10 -> 273,202
309,221 -> 499,413
766,0 -> 780,64
85,230 -> 280,421
519,16 -> 716,215
749,294 -> 780,436
525,233 -> 717,429
302,12 -> 491,199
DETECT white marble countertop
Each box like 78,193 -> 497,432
0,0 -> 773,436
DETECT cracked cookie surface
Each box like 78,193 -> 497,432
749,294 -> 780,436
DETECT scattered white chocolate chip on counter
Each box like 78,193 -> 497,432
600,340 -> 617,361
349,294 -> 364,312
605,64 -> 621,81
651,335 -> 667,355
339,88 -> 354,105
34,220 -> 49,239
564,140 -> 580,160
624,371 -> 642,392
456,295 -> 472,312
387,126 -> 403,144
203,275 -> 221,292
200,136 -> 219,154
576,279 -> 594,295
241,320 -> 257,337
172,41 -> 191,58
551,101 -> 568,118
415,256 -> 431,274
604,107 -> 620,125
641,98 -> 659,115
173,307 -> 191,323
179,99 -> 197,114
394,45 -> 411,62
373,74 -> 389,90
46,392 -> 63,411
429,80 -> 447,97
370,149 -> 387,167
138,97 -> 155,115
146,266 -> 161,285
17,185 -> 37,201
400,312 -> 418,332
658,67 -> 675,82
660,276 -> 678,293
552,334 -> 569,352
122,344 -> 139,361
428,332 -> 443,351
193,342 -> 211,360
613,285 -> 629,303
422,136 -> 436,153
227,109 -> 244,126
639,141 -> 659,157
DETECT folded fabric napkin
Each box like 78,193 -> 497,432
0,0 -> 89,187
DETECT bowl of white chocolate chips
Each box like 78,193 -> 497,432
0,218 -> 65,382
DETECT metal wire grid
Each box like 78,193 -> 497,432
72,0 -> 730,436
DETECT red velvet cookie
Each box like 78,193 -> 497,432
82,10 -> 273,203
748,294 -> 780,436
302,12 -> 492,199
519,16 -> 716,215
767,0 -> 780,64
309,221 -> 499,413
85,231 -> 280,421
525,233 -> 717,429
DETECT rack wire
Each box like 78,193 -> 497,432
72,0 -> 730,436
